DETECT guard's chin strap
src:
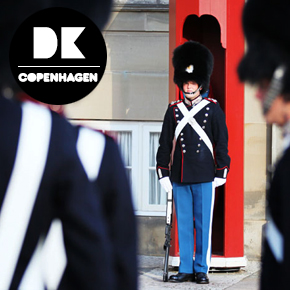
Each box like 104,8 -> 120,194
182,85 -> 202,96
263,65 -> 286,115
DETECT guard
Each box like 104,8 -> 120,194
156,41 -> 231,284
238,0 -> 290,289
0,1 -> 120,289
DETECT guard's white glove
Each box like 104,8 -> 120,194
214,177 -> 226,187
159,177 -> 173,192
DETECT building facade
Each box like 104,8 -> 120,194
65,0 -> 280,261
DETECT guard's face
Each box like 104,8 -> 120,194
264,97 -> 290,126
183,81 -> 199,94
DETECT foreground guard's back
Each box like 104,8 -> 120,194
0,97 -> 115,290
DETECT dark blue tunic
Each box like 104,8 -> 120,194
156,97 -> 231,183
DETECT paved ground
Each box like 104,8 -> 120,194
138,256 -> 261,290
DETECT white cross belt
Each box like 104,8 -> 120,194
175,100 -> 213,157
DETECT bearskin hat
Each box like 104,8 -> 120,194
238,0 -> 290,96
172,41 -> 214,93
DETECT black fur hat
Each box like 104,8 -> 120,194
172,41 -> 214,93
238,0 -> 290,95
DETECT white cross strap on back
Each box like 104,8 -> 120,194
20,127 -> 107,290
19,125 -> 106,290
176,101 -> 213,157
0,102 -> 52,290
19,219 -> 67,290
266,216 -> 284,263
76,127 -> 106,182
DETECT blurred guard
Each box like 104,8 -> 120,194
238,0 -> 290,289
76,127 -> 138,290
0,98 -> 115,290
156,41 -> 230,284
0,1 -> 133,289
1,0 -> 138,287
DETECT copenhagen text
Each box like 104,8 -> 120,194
18,73 -> 98,82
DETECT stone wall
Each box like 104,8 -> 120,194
243,84 -> 267,260
65,2 -> 169,121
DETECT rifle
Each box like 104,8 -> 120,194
163,189 -> 173,282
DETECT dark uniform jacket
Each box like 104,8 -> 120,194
0,96 -> 115,290
75,127 -> 138,290
260,145 -> 290,290
156,97 -> 230,183
96,135 -> 137,290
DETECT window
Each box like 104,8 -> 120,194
149,132 -> 163,204
70,120 -> 165,215
105,131 -> 133,188
142,125 -> 166,214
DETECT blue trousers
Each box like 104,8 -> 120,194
173,182 -> 215,274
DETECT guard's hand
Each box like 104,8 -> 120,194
214,177 -> 226,187
159,177 -> 172,192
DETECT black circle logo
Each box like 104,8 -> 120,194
9,7 -> 107,105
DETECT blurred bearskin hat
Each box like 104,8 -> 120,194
238,0 -> 290,95
0,0 -> 112,97
172,41 -> 214,94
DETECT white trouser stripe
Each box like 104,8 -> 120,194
0,102 -> 51,290
206,183 -> 216,273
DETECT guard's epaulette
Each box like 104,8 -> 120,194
169,100 -> 183,107
205,97 -> 218,104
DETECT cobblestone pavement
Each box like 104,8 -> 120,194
138,256 -> 260,290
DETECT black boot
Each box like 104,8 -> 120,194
196,272 -> 209,284
169,272 -> 195,283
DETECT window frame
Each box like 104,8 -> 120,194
140,123 -> 166,214
70,120 -> 165,216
